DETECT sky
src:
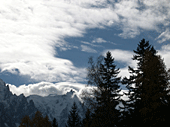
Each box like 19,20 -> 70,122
0,0 -> 170,98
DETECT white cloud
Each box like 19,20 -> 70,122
81,45 -> 97,53
81,41 -> 103,48
0,0 -> 119,82
156,29 -> 170,43
8,81 -> 86,97
92,38 -> 107,43
158,45 -> 170,70
114,0 -> 170,38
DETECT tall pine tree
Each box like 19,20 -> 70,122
137,49 -> 170,126
121,39 -> 170,127
82,51 -> 122,127
52,118 -> 58,127
120,39 -> 157,127
66,102 -> 81,127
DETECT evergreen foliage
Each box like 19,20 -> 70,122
19,111 -> 52,127
81,51 -> 122,127
121,39 -> 170,127
82,108 -> 92,127
66,102 -> 82,127
52,118 -> 58,127
19,115 -> 31,127
138,49 -> 170,126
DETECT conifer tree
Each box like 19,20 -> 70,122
81,51 -> 122,127
19,110 -> 52,127
137,49 -> 170,126
52,118 -> 58,127
82,108 -> 92,127
31,110 -> 44,127
43,115 -> 52,127
19,115 -> 31,127
120,39 -> 157,127
121,39 -> 170,127
66,102 -> 81,127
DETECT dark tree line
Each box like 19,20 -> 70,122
19,39 -> 170,127
81,38 -> 170,127
19,110 -> 58,127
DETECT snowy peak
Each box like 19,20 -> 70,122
27,89 -> 86,127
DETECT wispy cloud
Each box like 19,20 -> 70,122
156,29 -> 170,43
114,0 -> 170,39
92,38 -> 107,43
81,45 -> 97,53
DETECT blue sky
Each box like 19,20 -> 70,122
0,0 -> 170,97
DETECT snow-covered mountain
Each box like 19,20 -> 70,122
26,89 -> 86,127
0,79 -> 37,127
27,89 -> 86,127
0,79 -> 86,127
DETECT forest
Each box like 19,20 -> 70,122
19,39 -> 170,127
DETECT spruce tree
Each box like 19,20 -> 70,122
19,115 -> 31,127
43,115 -> 52,127
120,39 -> 157,127
121,39 -> 170,127
82,51 -> 122,127
82,108 -> 92,127
19,110 -> 52,127
137,49 -> 170,126
52,118 -> 58,127
66,102 -> 81,127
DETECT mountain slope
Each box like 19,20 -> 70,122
0,79 -> 37,127
27,89 -> 86,127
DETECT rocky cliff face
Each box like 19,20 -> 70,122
0,79 -> 37,127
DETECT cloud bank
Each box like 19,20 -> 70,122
0,0 -> 119,83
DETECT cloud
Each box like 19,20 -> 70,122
0,0 -> 119,83
92,38 -> 107,43
157,45 -> 170,69
81,41 -> 103,48
81,45 -> 97,53
156,28 -> 170,43
8,81 -> 86,97
114,0 -> 170,39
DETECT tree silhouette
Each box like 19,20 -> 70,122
52,118 -> 58,127
19,115 -> 31,127
19,111 -> 52,127
66,102 -> 81,127
137,49 -> 170,126
121,39 -> 157,127
82,108 -> 92,127
121,39 -> 170,127
81,51 -> 122,127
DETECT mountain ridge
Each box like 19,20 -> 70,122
0,79 -> 86,127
